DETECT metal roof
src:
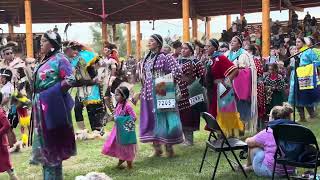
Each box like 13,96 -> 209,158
0,0 -> 319,24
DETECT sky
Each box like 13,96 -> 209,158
0,6 -> 319,44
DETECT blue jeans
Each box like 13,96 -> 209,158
252,148 -> 273,177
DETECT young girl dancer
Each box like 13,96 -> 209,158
0,92 -> 18,180
102,86 -> 137,169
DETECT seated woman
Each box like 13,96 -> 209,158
243,103 -> 295,177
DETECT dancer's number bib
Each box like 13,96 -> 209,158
189,94 -> 204,106
157,99 -> 176,109
154,73 -> 176,110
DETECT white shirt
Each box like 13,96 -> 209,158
99,57 -> 117,86
1,82 -> 14,111
1,82 -> 14,98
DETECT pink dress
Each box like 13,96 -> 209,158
102,102 -> 137,161
0,108 -> 12,173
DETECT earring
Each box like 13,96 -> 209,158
50,48 -> 55,52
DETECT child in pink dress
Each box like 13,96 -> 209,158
102,86 -> 137,169
0,93 -> 18,180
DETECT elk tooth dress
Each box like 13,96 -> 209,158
139,53 -> 184,144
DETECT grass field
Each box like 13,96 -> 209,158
1,85 -> 319,180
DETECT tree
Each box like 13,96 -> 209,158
89,23 -> 103,54
89,23 -> 136,58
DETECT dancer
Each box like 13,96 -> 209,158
63,41 -> 105,132
177,42 -> 205,146
102,86 -> 137,169
171,40 -> 182,60
140,34 -> 183,157
0,92 -> 18,180
288,37 -> 320,121
0,68 -> 20,152
0,41 -> 26,86
194,40 -> 207,63
10,92 -> 31,147
0,42 -> 30,151
100,43 -> 119,116
162,44 -> 172,55
264,64 -> 286,114
30,30 -> 76,179
227,35 -> 258,133
245,44 -> 266,128
205,38 -> 243,137
0,69 -> 13,113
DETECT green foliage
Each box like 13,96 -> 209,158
90,23 -> 136,58
89,23 -> 102,54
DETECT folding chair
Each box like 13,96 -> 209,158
272,124 -> 320,180
199,112 -> 248,179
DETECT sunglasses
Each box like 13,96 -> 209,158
5,52 -> 13,55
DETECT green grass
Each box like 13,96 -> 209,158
1,85 -> 319,180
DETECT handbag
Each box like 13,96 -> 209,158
187,78 -> 207,112
296,64 -> 317,90
154,73 -> 176,111
115,115 -> 137,145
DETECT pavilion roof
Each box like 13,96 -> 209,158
0,0 -> 319,24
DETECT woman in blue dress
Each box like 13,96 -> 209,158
288,37 -> 320,121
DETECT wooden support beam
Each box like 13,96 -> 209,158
240,13 -> 244,21
192,18 -> 198,40
262,0 -> 270,57
182,0 -> 190,42
126,22 -> 132,57
8,23 -> 14,39
205,17 -> 211,39
25,0 -> 33,58
136,21 -> 141,60
289,9 -> 293,25
226,15 -> 231,30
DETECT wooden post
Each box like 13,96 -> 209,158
102,20 -> 108,45
24,0 -> 33,58
182,0 -> 190,42
226,15 -> 231,30
136,21 -> 141,60
191,18 -> 198,40
126,22 -> 132,57
112,24 -> 117,42
240,13 -> 244,21
206,17 -> 211,39
289,9 -> 293,25
8,23 -> 14,39
262,0 -> 270,57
